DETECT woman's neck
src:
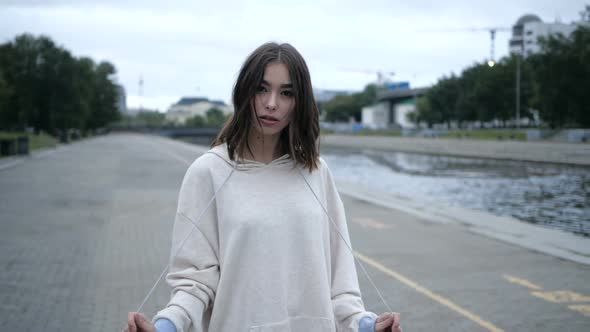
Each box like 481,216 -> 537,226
244,132 -> 283,164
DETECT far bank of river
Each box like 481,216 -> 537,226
321,146 -> 590,237
320,134 -> 590,166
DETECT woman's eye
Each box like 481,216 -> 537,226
256,86 -> 267,93
282,90 -> 294,97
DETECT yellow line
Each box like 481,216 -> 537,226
355,251 -> 505,332
568,304 -> 590,317
531,290 -> 590,303
352,217 -> 392,229
502,274 -> 542,290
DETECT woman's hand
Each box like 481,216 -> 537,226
123,312 -> 155,332
374,312 -> 402,332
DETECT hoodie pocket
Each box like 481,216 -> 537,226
248,316 -> 335,332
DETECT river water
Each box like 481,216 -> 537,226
321,147 -> 590,237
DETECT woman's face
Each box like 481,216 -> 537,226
251,62 -> 295,138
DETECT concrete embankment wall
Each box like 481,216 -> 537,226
320,134 -> 590,166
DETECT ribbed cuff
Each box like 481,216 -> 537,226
154,318 -> 177,332
358,314 -> 377,332
152,291 -> 206,332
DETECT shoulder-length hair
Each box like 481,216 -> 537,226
212,42 -> 320,172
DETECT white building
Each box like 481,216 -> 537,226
393,100 -> 418,129
361,102 -> 389,130
166,97 -> 234,125
115,84 -> 127,115
509,14 -> 584,57
362,100 -> 418,130
362,87 -> 427,129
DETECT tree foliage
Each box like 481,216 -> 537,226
186,114 -> 206,127
0,33 -> 121,133
135,111 -> 166,127
205,107 -> 226,127
414,12 -> 589,129
322,84 -> 377,122
414,55 -> 536,128
528,24 -> 590,127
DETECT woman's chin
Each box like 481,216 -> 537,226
253,127 -> 282,138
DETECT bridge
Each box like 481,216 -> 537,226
110,126 -> 221,144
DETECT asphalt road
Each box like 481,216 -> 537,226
0,133 -> 589,331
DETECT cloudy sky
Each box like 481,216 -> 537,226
1,0 -> 586,111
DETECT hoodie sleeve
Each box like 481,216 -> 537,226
153,159 -> 221,332
322,160 -> 378,331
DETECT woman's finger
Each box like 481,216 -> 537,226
392,312 -> 401,328
135,313 -> 154,331
376,312 -> 393,322
375,313 -> 394,331
127,312 -> 137,332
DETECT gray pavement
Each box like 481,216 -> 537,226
321,135 -> 590,166
1,133 -> 589,331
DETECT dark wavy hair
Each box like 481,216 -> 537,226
212,42 -> 320,172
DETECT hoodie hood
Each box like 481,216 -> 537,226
206,142 -> 294,171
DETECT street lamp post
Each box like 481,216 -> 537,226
516,52 -> 521,129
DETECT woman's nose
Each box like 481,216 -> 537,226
265,93 -> 277,110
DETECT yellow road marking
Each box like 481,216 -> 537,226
354,251 -> 504,332
502,274 -> 542,290
531,291 -> 590,303
352,217 -> 392,229
568,304 -> 590,317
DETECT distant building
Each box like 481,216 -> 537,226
509,14 -> 585,57
362,103 -> 389,130
115,85 -> 127,115
362,85 -> 428,129
166,97 -> 233,125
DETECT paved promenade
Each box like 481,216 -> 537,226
0,133 -> 589,331
321,135 -> 590,166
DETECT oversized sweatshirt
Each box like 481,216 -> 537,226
153,143 -> 377,331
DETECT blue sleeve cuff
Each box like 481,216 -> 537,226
359,314 -> 376,332
154,318 -> 177,332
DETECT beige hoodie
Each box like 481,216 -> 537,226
153,143 -> 376,331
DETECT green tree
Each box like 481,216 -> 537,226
0,34 -> 41,129
0,69 -> 12,126
323,94 -> 358,122
358,84 -> 378,106
186,114 -> 206,127
323,84 -> 378,122
414,96 -> 438,127
205,107 -> 226,126
529,24 -> 590,127
0,33 -> 121,133
423,74 -> 460,128
135,111 -> 166,127
86,61 -> 120,130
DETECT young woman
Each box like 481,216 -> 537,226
125,42 -> 402,332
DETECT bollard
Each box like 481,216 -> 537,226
17,136 -> 29,155
59,131 -> 69,143
0,138 -> 16,156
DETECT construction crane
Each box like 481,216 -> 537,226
417,27 -> 511,67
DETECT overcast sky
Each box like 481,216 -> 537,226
1,0 -> 586,111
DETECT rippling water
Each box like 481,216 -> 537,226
322,148 -> 590,237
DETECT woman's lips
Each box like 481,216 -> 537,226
259,117 -> 279,126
